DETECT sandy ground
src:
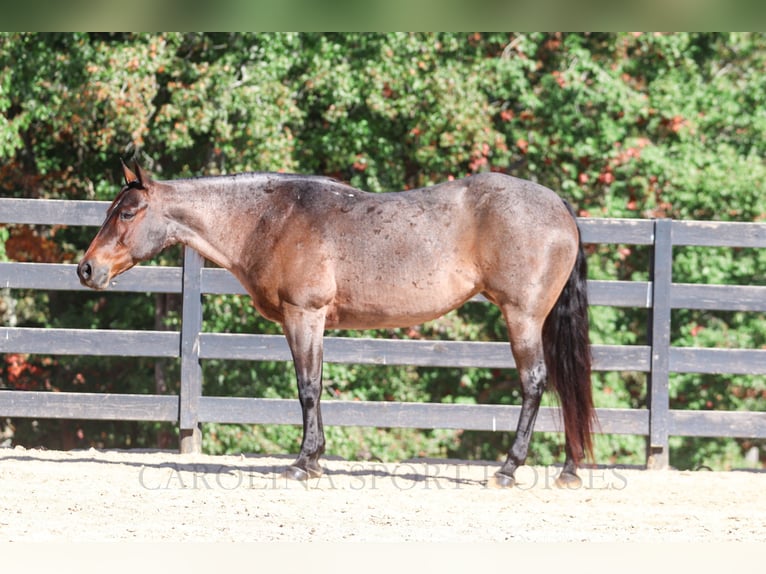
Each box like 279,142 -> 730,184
1,446 -> 764,543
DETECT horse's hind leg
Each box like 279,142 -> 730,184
491,311 -> 547,488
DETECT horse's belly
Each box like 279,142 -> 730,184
329,268 -> 479,329
327,207 -> 481,329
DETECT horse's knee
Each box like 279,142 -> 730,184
299,391 -> 318,410
297,378 -> 322,410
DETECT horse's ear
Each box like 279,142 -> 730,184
121,159 -> 153,189
121,159 -> 139,186
133,161 -> 153,188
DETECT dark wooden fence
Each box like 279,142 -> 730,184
2,197 -> 765,469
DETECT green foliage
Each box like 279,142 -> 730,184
2,33 -> 764,470
0,227 -> 8,261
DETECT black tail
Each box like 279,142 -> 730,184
542,201 -> 595,464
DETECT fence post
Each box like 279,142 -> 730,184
179,247 -> 204,454
647,218 -> 672,469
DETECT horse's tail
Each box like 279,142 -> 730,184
542,200 -> 596,465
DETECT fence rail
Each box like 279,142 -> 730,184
2,198 -> 766,468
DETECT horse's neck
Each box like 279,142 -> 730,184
161,178 -> 266,273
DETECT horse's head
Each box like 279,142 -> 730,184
78,161 -> 170,290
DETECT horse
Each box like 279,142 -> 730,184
78,161 -> 595,488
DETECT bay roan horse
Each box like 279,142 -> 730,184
78,161 -> 596,488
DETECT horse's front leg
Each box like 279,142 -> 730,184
280,303 -> 327,481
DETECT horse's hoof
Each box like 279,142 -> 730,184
488,472 -> 516,489
555,471 -> 582,489
280,465 -> 322,481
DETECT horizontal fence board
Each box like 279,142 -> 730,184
671,283 -> 766,312
0,327 -> 180,358
672,220 -> 766,248
328,400 -> 534,431
199,397 -> 298,426
588,280 -> 651,308
577,218 -> 655,245
198,397 -> 648,434
199,333 -> 651,372
593,345 -> 652,371
670,347 -> 766,375
594,407 -> 649,435
1,199 -> 109,226
669,409 -> 766,438
200,333 -> 292,362
0,390 -> 178,421
201,268 -> 248,295
0,262 -> 182,293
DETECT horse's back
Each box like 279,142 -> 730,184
313,172 -> 579,328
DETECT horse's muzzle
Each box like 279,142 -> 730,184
77,259 -> 110,290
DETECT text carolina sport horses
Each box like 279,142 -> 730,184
78,161 -> 596,488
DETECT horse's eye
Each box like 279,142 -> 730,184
119,211 -> 136,221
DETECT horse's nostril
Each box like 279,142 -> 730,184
79,261 -> 92,280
